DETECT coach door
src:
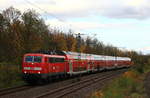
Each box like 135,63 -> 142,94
69,60 -> 73,74
87,61 -> 90,71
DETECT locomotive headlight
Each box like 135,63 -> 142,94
38,72 -> 41,74
24,71 -> 27,73
53,66 -> 55,70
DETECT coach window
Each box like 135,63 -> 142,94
61,58 -> 65,62
55,58 -> 59,62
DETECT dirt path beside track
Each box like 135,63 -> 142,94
144,72 -> 150,98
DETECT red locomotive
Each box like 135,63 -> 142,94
22,50 -> 132,84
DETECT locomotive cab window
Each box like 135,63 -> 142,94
25,56 -> 42,63
34,56 -> 42,63
25,56 -> 33,62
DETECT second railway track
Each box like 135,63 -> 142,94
0,85 -> 34,96
35,69 -> 127,98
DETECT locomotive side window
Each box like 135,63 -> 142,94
55,58 -> 64,62
48,57 -> 64,63
48,58 -> 55,63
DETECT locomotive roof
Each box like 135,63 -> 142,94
25,50 -> 131,61
63,51 -> 131,61
24,53 -> 65,58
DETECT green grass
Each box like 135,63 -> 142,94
0,63 -> 25,89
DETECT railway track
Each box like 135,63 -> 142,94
0,85 -> 33,96
34,69 -> 126,98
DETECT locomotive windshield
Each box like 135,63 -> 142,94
25,56 -> 42,63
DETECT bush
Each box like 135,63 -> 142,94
143,64 -> 150,73
0,63 -> 25,88
134,64 -> 144,74
91,71 -> 145,98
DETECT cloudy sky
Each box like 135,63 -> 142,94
0,0 -> 150,54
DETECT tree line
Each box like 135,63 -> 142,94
0,7 -> 149,65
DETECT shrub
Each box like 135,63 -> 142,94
135,64 -> 144,74
92,70 -> 145,98
0,63 -> 25,88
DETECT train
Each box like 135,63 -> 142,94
22,50 -> 132,84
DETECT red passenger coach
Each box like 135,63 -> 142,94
22,50 -> 132,84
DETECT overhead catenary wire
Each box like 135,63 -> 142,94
25,1 -> 97,39
24,0 -> 100,43
24,0 -> 65,22
24,0 -> 87,33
